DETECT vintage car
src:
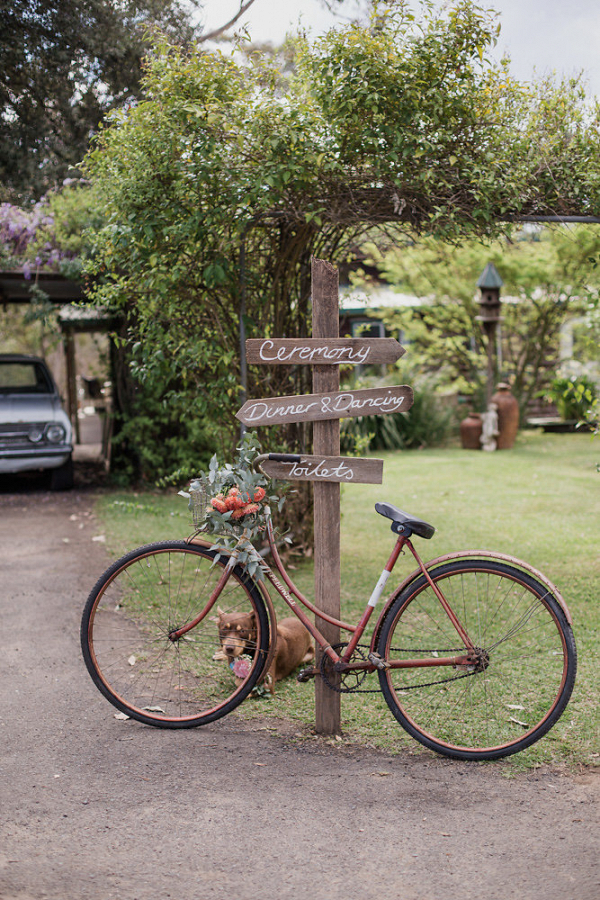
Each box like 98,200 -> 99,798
0,354 -> 74,489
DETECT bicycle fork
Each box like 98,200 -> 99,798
168,552 -> 238,642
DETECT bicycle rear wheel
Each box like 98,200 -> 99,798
81,541 -> 270,727
376,559 -> 576,760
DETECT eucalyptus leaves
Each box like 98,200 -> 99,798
180,433 -> 285,578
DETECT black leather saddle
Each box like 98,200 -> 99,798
375,503 -> 435,539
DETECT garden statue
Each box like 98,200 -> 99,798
480,403 -> 499,451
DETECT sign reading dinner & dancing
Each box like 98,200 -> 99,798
236,385 -> 413,427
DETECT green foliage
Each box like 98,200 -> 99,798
369,226 -> 600,414
0,185 -> 103,355
180,433 -> 285,579
83,1 -> 600,483
0,185 -> 101,273
541,375 -> 598,421
0,0 -> 201,202
341,376 -> 455,452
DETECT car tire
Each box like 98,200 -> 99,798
50,456 -> 74,491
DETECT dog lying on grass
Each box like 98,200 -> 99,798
211,607 -> 314,693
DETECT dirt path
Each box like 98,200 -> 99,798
0,485 -> 598,900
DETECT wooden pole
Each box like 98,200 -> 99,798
311,258 -> 341,735
484,321 -> 496,407
64,329 -> 80,445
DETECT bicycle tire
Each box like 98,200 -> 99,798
81,541 -> 270,728
376,558 -> 576,760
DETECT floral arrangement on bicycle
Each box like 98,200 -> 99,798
180,432 -> 285,578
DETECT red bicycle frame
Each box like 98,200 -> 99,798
177,517 -> 478,676
172,513 -> 478,673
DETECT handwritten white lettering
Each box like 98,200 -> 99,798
237,387 -> 410,425
289,458 -> 355,481
321,391 -> 405,415
258,340 -> 371,366
243,400 -> 319,422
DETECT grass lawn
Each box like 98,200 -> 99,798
93,430 -> 599,770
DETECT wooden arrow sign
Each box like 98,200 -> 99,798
246,338 -> 405,366
236,385 -> 413,427
261,455 -> 383,484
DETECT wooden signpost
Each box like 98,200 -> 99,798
238,258 -> 410,734
260,455 -> 384,484
236,385 -> 413,427
246,337 -> 405,366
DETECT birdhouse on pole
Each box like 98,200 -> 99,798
476,262 -> 503,323
476,263 -> 503,405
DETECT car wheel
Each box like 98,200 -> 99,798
50,456 -> 74,491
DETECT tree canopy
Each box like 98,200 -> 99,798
82,0 -> 600,478
0,0 -> 201,202
363,225 -> 600,414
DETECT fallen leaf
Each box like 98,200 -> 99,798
92,534 -> 106,543
509,716 -> 529,728
114,712 -> 130,721
142,706 -> 165,713
370,771 -> 391,777
127,655 -> 136,666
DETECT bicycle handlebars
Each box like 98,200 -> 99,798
254,452 -> 302,476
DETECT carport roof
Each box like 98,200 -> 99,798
0,269 -> 84,304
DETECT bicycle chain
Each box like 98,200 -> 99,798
320,644 -> 477,694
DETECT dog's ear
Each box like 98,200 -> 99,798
209,615 -> 219,623
217,606 -> 226,616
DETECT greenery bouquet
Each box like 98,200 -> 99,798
179,433 -> 285,578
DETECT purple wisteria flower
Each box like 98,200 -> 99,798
0,202 -> 72,272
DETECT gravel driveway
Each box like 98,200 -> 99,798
1,484 -> 598,900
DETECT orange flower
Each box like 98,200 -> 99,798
225,492 -> 246,511
230,501 -> 260,520
252,487 -> 266,502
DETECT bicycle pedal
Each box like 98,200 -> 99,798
297,666 -> 318,683
368,652 -> 390,670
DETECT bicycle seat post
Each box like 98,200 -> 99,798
343,534 -> 408,661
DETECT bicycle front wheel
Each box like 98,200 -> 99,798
376,559 -> 576,760
81,541 -> 270,727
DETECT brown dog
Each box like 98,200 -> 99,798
211,607 -> 314,693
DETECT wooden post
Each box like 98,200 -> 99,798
64,328 -> 80,444
311,258 -> 341,735
237,259 -> 408,736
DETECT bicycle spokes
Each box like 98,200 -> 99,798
81,543 -> 270,726
378,561 -> 576,759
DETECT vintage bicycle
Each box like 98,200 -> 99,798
81,450 -> 577,761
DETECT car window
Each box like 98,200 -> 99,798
0,362 -> 54,394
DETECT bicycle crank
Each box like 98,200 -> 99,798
320,643 -> 371,693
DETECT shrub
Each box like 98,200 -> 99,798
541,375 -> 598,421
341,379 -> 454,453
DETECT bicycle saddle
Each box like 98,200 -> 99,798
375,503 -> 435,539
